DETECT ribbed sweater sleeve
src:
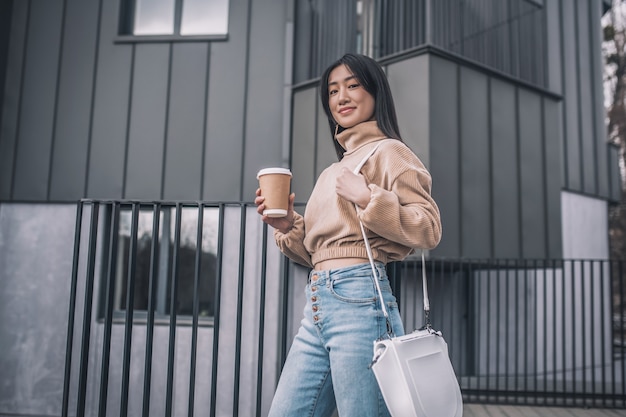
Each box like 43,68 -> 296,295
359,140 -> 441,249
273,212 -> 313,268
359,167 -> 441,250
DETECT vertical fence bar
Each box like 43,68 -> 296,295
504,260 -> 510,399
142,202 -> 161,417
600,259 -> 606,408
466,260 -> 476,400
209,204 -> 226,417
475,260 -> 482,400
485,261 -> 492,401
255,221 -> 269,417
232,204 -> 248,416
561,260 -> 567,402
521,263 -> 526,403
279,254 -> 291,368
120,202 -> 140,417
76,201 -> 100,417
591,260 -> 597,406
495,259 -> 501,401
188,203 -> 204,417
611,260 -> 617,408
97,202 -> 119,417
582,260 -> 588,406
532,259 -> 538,404
61,201 -> 85,417
541,262 -> 544,405
572,260 -> 577,403
617,262 -> 626,407
165,203 -> 183,417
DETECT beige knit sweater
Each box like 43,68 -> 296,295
275,120 -> 442,269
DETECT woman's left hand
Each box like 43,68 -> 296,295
336,167 -> 371,209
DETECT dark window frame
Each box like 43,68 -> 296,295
117,0 -> 229,43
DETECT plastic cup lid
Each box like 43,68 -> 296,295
257,167 -> 292,179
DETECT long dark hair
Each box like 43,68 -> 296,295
319,53 -> 402,160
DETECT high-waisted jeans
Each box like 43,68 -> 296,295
268,262 -> 405,417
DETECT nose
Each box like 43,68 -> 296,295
337,87 -> 349,104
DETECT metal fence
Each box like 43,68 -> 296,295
294,0 -> 546,87
62,200 -> 626,416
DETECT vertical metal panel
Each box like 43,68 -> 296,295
293,0 -> 313,82
290,88 -> 316,201
460,67 -> 491,258
545,0 -> 562,94
203,0 -> 249,201
124,43 -> 170,199
86,0 -> 132,199
518,89 -> 546,258
163,43 -> 208,200
0,0 -> 11,122
315,99 -> 335,180
560,0 -> 581,191
576,0 -> 596,195
0,0 -> 27,199
241,0 -> 289,201
490,79 -> 520,258
429,56 -> 460,258
590,0 -> 610,198
49,0 -> 100,200
12,0 -> 63,200
543,98 -> 563,259
387,56 -> 430,168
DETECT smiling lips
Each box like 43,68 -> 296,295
339,107 -> 355,115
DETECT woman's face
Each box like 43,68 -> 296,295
328,64 -> 375,129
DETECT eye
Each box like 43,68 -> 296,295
329,89 -> 338,96
348,83 -> 360,89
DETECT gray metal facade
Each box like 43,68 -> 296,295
0,0 -> 619,416
0,0 -> 292,203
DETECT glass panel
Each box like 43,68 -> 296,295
134,0 -> 175,35
180,0 -> 229,35
113,205 -> 219,318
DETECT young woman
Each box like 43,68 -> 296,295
255,53 -> 442,417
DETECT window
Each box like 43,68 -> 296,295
119,0 -> 229,38
99,203 -> 219,322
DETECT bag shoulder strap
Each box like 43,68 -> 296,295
353,142 -> 432,336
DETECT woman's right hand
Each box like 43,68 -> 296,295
255,188 -> 296,234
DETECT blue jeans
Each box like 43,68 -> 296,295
268,262 -> 405,417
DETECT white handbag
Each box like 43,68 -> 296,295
353,144 -> 463,417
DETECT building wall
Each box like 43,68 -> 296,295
546,0 -> 613,199
0,203 -> 76,416
561,191 -> 610,259
0,0 -> 618,416
0,0 -> 292,203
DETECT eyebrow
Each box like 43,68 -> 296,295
328,75 -> 357,86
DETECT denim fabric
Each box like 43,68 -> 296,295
268,262 -> 405,417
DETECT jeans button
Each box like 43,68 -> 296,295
311,296 -> 317,302
311,286 -> 317,292
313,315 -> 319,322
312,305 -> 318,312
312,274 -> 318,281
